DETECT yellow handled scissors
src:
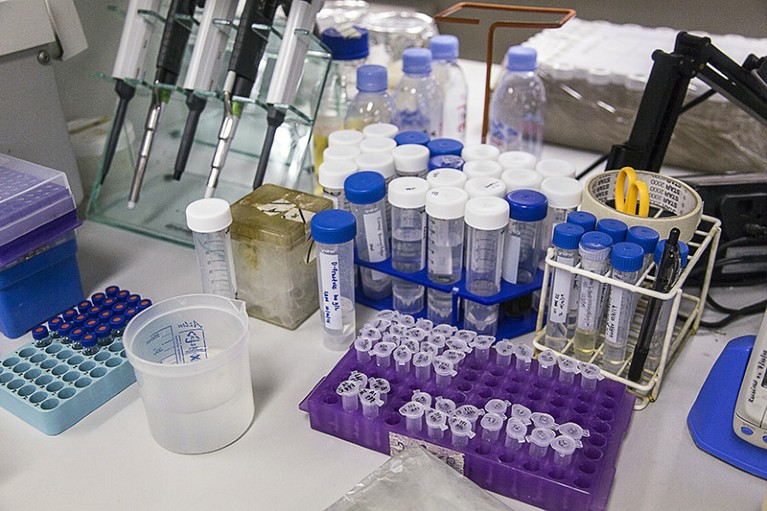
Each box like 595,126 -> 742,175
615,166 -> 650,217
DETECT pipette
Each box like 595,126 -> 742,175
128,0 -> 197,209
101,0 -> 163,185
252,0 -> 324,189
173,0 -> 238,181
205,0 -> 280,197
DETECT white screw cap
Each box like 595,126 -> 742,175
465,196 -> 509,231
462,143 -> 500,162
185,198 -> 232,233
388,177 -> 429,209
363,123 -> 399,139
501,168 -> 543,192
463,160 -> 503,180
355,153 -> 395,180
318,160 -> 358,189
540,177 -> 583,209
425,186 -> 469,220
498,151 -> 537,170
427,168 -> 468,189
464,176 -> 507,199
328,129 -> 364,147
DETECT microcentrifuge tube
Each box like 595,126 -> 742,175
405,327 -> 428,343
383,332 -> 403,345
514,344 -> 534,372
511,403 -> 532,425
399,314 -> 416,327
530,412 -> 558,430
558,422 -> 589,447
435,396 -> 457,415
551,435 -> 578,466
470,335 -> 494,363
368,377 -> 391,404
412,390 -> 432,408
527,427 -> 556,459
537,349 -> 557,379
370,341 -> 397,368
434,359 -> 457,386
558,356 -> 578,386
390,323 -> 407,336
420,341 -> 438,357
376,309 -> 398,321
505,418 -> 527,450
415,318 -> 434,331
359,388 -> 384,419
445,337 -> 471,353
412,351 -> 434,381
454,329 -> 477,343
494,340 -> 514,366
440,349 -> 466,366
484,398 -> 511,418
337,380 -> 361,412
399,401 -> 426,434
449,416 -> 476,448
354,337 -> 373,364
393,345 -> 414,374
426,409 -> 449,440
578,361 -> 604,392
432,324 -> 457,337
402,338 -> 420,354
455,404 -> 484,426
426,333 -> 447,351
480,412 -> 505,443
359,327 -> 382,342
348,370 -> 369,389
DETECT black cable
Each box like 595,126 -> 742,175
694,298 -> 767,329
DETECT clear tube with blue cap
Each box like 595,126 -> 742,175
394,130 -> 430,146
427,138 -> 463,157
502,189 -> 548,285
544,223 -> 585,351
565,211 -> 596,338
626,225 -> 659,274
573,231 -> 613,361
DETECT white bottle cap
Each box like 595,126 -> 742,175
425,186 -> 469,220
324,145 -> 361,163
392,144 -> 430,173
464,176 -> 507,199
185,198 -> 232,233
465,196 -> 509,231
462,143 -> 500,162
501,169 -> 543,192
318,160 -> 358,189
328,129 -> 364,147
535,159 -> 576,179
388,177 -> 429,209
586,66 -> 611,86
359,136 -> 397,155
497,150 -> 537,170
427,168 -> 467,189
462,160 -> 503,180
355,153 -> 395,180
363,123 -> 399,139
540,177 -> 583,209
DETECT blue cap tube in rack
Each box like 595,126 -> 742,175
572,231 -> 613,361
543,223 -> 585,352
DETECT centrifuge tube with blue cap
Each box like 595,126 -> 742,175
567,211 -> 597,233
544,223 -> 585,351
427,138 -> 463,157
573,231 -> 613,361
394,130 -> 430,146
502,189 -> 548,285
311,209 -> 357,350
463,197 -> 509,335
596,218 -> 628,245
602,242 -> 645,373
626,225 -> 659,273
185,198 -> 237,300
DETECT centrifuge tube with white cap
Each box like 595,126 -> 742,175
485,398 -> 511,418
551,435 -> 577,466
412,390 -> 432,408
578,362 -> 604,392
544,223 -> 585,351
359,388 -> 384,419
426,409 -> 449,439
558,422 -> 589,447
462,143 -> 500,162
537,349 -> 558,379
494,339 -> 514,366
511,403 -> 532,425
531,412 -> 558,430
399,401 -> 426,433
470,335 -> 494,363
505,417 -> 527,451
370,341 -> 396,368
324,144 -> 361,164
480,412 -> 505,442
348,370 -> 369,388
573,231 -> 613,361
427,168 -> 467,189
359,136 -> 397,156
527,427 -> 556,458
319,160 -> 358,211
501,169 -> 543,193
398,314 -> 416,327
413,351 -> 434,380
420,342 -> 438,357
393,345 -> 414,374
463,196 -> 509,335
449,415 -> 476,448
498,151 -> 537,171
514,343 -> 534,372
434,358 -> 457,386
502,189 -> 548,285
185,198 -> 237,299
538,176 -> 584,265
535,158 -> 576,179
359,326 -> 382,342
337,380 -> 361,411
432,323 -> 456,336
392,143 -> 430,179
328,129 -> 364,147
363,122 -> 399,139
435,396 -> 457,415
464,177 -> 507,199
463,160 -> 503,180
376,309 -> 398,321
558,356 -> 579,385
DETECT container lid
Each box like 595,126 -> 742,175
355,153 -> 395,179
428,154 -> 464,171
425,187 -> 469,220
654,239 -> 690,268
535,159 -> 576,179
626,225 -> 660,255
501,169 -> 542,192
506,190 -> 548,222
611,242 -> 644,272
392,144 -> 430,172
324,145 -> 361,163
552,223 -> 584,250
32,325 -> 48,340
402,47 -> 432,74
328,129 -> 364,147
318,160 -> 358,189
321,26 -> 369,61
394,130 -> 430,146
462,143 -> 500,162
463,160 -> 503,180
311,209 -> 356,244
359,136 -> 397,155
427,168 -> 467,189
540,177 -> 583,208
464,177 -> 507,199
551,435 -> 577,456
388,177 -> 429,208
185,198 -> 232,233
81,333 -> 97,348
567,211 -> 597,232
596,218 -> 628,244
354,63 -> 387,93
345,171 -> 386,204
427,138 -> 463,157
506,45 -> 537,72
579,231 -> 613,260
497,151 -> 536,170
465,196 -> 509,230
363,122 -> 398,139
430,34 -> 459,61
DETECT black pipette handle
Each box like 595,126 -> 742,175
252,107 -> 284,189
229,0 -> 280,98
173,93 -> 207,180
101,80 -> 136,184
155,0 -> 197,86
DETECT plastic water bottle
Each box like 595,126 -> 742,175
430,35 -> 467,141
345,64 -> 395,131
488,46 -> 546,158
392,48 -> 443,137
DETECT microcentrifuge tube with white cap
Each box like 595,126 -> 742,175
464,177 -> 507,199
435,396 -> 457,415
318,160 -> 358,211
399,401 -> 426,434
393,345 -> 414,374
359,388 -> 384,419
392,143 -> 430,179
360,326 -> 382,342
348,370 -> 369,389
527,427 -> 556,459
412,351 -> 434,380
535,159 -> 576,179
185,198 -> 237,299
485,399 -> 511,418
551,435 -> 577,466
434,359 -> 457,386
558,356 -> 579,385
537,349 -> 558,379
462,143 -> 500,162
337,380 -> 361,412
578,362 -> 604,392
501,169 -> 543,193
449,415 -> 476,448
454,329 -> 477,343
480,412 -> 505,442
433,323 -> 456,337
494,339 -> 515,366
415,318 -> 433,331
370,341 -> 396,368
455,404 -> 484,425
505,417 -> 527,451
398,313 -> 416,327
531,412 -> 558,430
412,390 -> 432,408
558,422 -> 589,447
420,342 -> 438,357
470,335 -> 494,363
376,309 -> 398,321
427,168 -> 468,189
463,160 -> 503,180
427,332 -> 447,351
544,223 -> 585,351
368,377 -> 391,404
445,337 -> 470,354
363,122 -> 399,139
426,409 -> 449,439
440,349 -> 466,366
498,151 -> 537,171
514,343 -> 534,372
511,403 -> 532,425
401,338 -> 420,354
328,129 -> 364,148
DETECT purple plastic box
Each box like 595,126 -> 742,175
301,341 -> 634,510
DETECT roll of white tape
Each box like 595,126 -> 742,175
581,170 -> 702,242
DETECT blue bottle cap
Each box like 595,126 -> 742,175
91,292 -> 106,305
110,315 -> 126,329
103,297 -> 117,309
566,211 -> 597,233
596,218 -> 628,244
125,307 -> 139,320
402,47 -> 432,75
654,239 -> 690,268
32,325 -> 48,340
430,34 -> 459,62
580,231 -> 613,251
344,171 -> 386,204
311,209 -> 357,244
506,190 -> 548,222
95,324 -> 111,338
356,64 -> 387,92
427,138 -> 463,157
552,223 -> 585,250
321,26 -> 369,60
48,317 -> 63,331
84,318 -> 99,332
87,306 -> 102,318
112,302 -> 127,314
428,154 -> 464,171
77,300 -> 92,313
506,46 -> 537,72
138,299 -> 153,310
62,308 -> 78,321
81,333 -> 97,349
70,327 -> 85,341
116,290 -> 130,302
127,294 -> 141,306
610,242 -> 645,273
394,130 -> 430,146
98,310 -> 113,323
105,285 -> 120,297
626,225 -> 660,255
73,314 -> 87,325
57,322 -> 73,335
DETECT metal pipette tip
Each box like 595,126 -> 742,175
128,87 -> 165,209
205,91 -> 240,198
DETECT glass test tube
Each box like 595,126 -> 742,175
319,160 -> 358,211
573,232 -> 612,361
502,190 -> 548,285
185,198 -> 237,299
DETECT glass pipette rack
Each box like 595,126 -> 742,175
300,317 -> 634,511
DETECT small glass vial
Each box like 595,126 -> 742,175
319,160 -> 358,211
70,328 -> 85,350
544,223 -> 585,351
311,209 -> 358,350
109,315 -> 126,340
81,333 -> 99,356
345,171 -> 392,300
392,144 -> 430,179
57,322 -> 74,344
32,325 -> 52,348
502,189 -> 548,285
95,324 -> 112,347
185,198 -> 237,299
